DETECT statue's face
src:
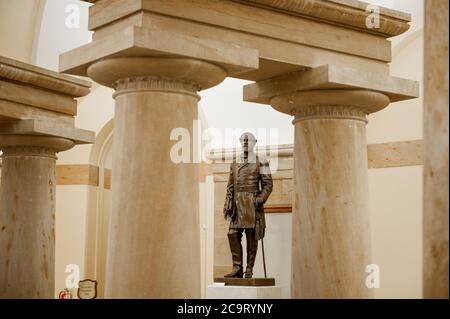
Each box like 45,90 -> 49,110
240,133 -> 256,153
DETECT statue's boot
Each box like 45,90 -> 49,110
224,231 -> 243,278
244,229 -> 258,278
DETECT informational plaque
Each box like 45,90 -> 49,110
77,279 -> 98,299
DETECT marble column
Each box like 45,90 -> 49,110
86,57 -> 226,298
0,136 -> 74,298
271,90 -> 390,298
423,0 -> 449,299
0,56 -> 93,298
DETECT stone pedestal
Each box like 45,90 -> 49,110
207,284 -> 282,299
214,277 -> 275,286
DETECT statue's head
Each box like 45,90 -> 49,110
239,132 -> 257,154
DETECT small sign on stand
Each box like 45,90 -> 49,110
77,279 -> 98,299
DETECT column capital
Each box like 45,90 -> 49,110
243,64 -> 419,118
0,135 -> 74,159
112,76 -> 200,100
270,89 -> 390,123
86,57 -> 227,93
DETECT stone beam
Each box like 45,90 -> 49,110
60,26 -> 259,78
235,0 -> 411,37
64,0 -> 412,81
0,56 -> 92,132
0,56 -> 89,96
0,119 -> 94,144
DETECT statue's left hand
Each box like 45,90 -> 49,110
255,196 -> 264,206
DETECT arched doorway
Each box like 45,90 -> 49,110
85,119 -> 113,298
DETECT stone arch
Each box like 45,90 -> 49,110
84,119 -> 113,297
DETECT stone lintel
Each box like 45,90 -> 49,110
0,79 -> 77,116
64,1 -> 399,81
235,0 -> 411,37
0,99 -> 74,125
83,0 -> 392,64
0,119 -> 95,145
59,26 -> 259,78
0,56 -> 91,97
0,55 -> 91,121
84,0 -> 410,38
243,64 -> 419,105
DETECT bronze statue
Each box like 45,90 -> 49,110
223,132 -> 273,278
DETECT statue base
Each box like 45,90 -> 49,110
213,277 -> 275,286
207,282 -> 281,299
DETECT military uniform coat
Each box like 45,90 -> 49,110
223,152 -> 273,239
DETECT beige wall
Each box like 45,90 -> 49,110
369,167 -> 422,298
0,0 -> 45,63
54,186 -> 91,296
367,31 -> 424,144
367,29 -> 424,299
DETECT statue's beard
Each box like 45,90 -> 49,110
243,148 -> 254,158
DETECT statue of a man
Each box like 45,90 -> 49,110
223,132 -> 273,278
